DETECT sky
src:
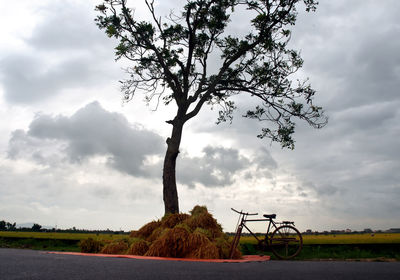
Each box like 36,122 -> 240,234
0,0 -> 399,233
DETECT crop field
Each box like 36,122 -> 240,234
1,231 -> 399,244
238,233 -> 400,260
1,231 -> 399,260
239,233 -> 400,245
302,233 -> 400,245
0,231 -> 128,241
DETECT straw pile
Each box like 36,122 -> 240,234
129,205 -> 241,259
80,205 -> 241,259
79,237 -> 102,253
127,239 -> 149,255
130,220 -> 161,239
100,239 -> 129,254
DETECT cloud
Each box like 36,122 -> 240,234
26,1 -> 107,51
0,156 -> 165,230
7,102 -> 278,188
1,54 -> 115,104
8,101 -> 165,177
253,147 -> 278,170
292,0 -> 400,111
177,146 -> 252,188
185,0 -> 400,208
2,0 -> 400,231
0,0 -> 118,104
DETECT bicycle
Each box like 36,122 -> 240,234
229,208 -> 303,260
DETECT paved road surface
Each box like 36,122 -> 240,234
1,248 -> 399,280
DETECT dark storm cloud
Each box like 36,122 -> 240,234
0,0 -> 118,104
8,102 -> 165,177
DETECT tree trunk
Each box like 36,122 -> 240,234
162,121 -> 184,214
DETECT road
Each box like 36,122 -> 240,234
0,248 -> 399,280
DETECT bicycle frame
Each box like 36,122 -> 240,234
230,208 -> 303,260
229,208 -> 299,259
229,208 -> 278,258
244,217 -> 278,243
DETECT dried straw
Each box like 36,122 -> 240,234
130,220 -> 161,239
185,242 -> 220,259
127,239 -> 149,256
186,212 -> 223,239
100,240 -> 129,254
145,227 -> 190,258
161,213 -> 190,228
190,205 -> 209,216
126,205 -> 242,259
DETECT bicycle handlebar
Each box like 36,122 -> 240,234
231,208 -> 258,216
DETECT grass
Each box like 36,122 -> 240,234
238,233 -> 400,261
0,237 -> 80,252
0,231 -> 128,241
302,233 -> 400,245
240,242 -> 400,261
239,233 -> 400,245
1,231 -> 399,261
0,231 -> 128,253
299,244 -> 400,260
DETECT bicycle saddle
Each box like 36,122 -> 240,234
263,214 -> 276,219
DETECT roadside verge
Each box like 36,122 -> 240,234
47,251 -> 270,263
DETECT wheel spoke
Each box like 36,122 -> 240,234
270,225 -> 303,260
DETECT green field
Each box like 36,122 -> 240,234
239,233 -> 400,245
0,231 -> 128,241
2,231 -> 398,244
238,233 -> 400,260
1,231 -> 399,260
0,231 -> 129,252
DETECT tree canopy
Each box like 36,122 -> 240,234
96,0 -> 327,213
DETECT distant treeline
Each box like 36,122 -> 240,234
0,220 -> 128,234
3,219 -> 398,235
0,220 -> 16,231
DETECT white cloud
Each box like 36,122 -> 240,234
8,102 -> 165,177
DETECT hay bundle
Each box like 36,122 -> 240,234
125,205 -> 242,259
190,205 -> 208,216
130,220 -> 161,239
147,227 -> 167,242
79,238 -> 103,253
186,212 -> 222,239
161,213 -> 190,228
215,236 -> 241,259
186,242 -> 220,259
187,231 -> 211,248
145,227 -> 190,258
127,239 -> 149,256
144,239 -> 171,257
100,240 -> 129,254
129,230 -> 139,238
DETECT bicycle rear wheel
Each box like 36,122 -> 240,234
270,225 -> 303,259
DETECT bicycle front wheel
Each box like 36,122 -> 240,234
270,225 -> 303,259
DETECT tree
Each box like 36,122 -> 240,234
0,220 -> 6,231
95,0 -> 327,214
31,223 -> 42,232
0,221 -> 16,231
7,222 -> 16,231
